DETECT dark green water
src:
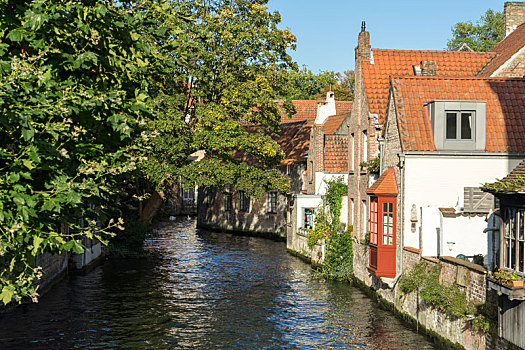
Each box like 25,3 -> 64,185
0,218 -> 437,349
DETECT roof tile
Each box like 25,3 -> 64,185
478,23 -> 525,77
324,135 -> 348,172
363,49 -> 496,123
391,76 -> 525,152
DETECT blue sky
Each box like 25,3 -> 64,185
267,0 -> 504,73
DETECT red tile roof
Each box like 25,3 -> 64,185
478,23 -> 525,77
278,100 -> 353,125
366,167 -> 398,195
280,122 -> 312,165
391,76 -> 525,152
232,121 -> 311,166
362,49 -> 496,123
322,113 -> 348,134
324,135 -> 348,172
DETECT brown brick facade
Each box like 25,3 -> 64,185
347,29 -> 381,240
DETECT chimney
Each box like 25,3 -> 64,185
314,91 -> 336,124
355,21 -> 371,61
505,2 -> 525,36
420,60 -> 438,76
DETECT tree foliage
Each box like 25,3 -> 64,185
0,0 -> 152,304
311,70 -> 354,101
136,0 -> 297,198
0,0 -> 302,304
447,9 -> 504,52
284,68 -> 354,101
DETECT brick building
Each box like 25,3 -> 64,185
197,97 -> 352,239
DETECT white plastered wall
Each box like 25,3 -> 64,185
403,155 -> 521,256
315,172 -> 348,195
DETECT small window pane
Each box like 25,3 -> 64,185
446,112 -> 457,139
460,113 -> 472,139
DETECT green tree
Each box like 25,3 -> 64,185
135,0 -> 298,219
312,70 -> 354,101
284,67 -> 337,100
447,9 -> 504,52
0,0 -> 151,304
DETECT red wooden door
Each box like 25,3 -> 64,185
368,195 -> 397,277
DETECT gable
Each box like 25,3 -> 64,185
478,22 -> 525,77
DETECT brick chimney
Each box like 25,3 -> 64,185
505,2 -> 525,36
420,60 -> 438,76
355,21 -> 371,61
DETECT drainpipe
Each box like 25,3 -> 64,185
388,153 -> 405,288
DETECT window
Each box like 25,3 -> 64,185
350,133 -> 355,171
223,192 -> 232,212
239,191 -> 250,212
362,130 -> 368,162
183,187 -> 195,202
382,202 -> 394,245
362,200 -> 367,233
502,207 -> 525,273
370,198 -> 378,245
445,111 -> 473,140
350,198 -> 354,225
304,208 -> 314,229
428,100 -> 486,151
268,191 -> 277,214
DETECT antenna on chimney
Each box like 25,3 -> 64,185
361,21 -> 366,32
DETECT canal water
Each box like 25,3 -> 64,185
0,218 -> 437,349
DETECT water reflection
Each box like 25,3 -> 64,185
0,218 -> 436,349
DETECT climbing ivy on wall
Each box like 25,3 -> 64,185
306,177 -> 353,280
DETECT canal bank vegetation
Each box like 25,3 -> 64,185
307,177 -> 353,280
0,0 -> 323,304
398,260 -> 497,332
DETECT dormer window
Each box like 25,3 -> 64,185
428,101 -> 486,151
445,111 -> 473,140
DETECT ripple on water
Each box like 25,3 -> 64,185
0,218 -> 436,349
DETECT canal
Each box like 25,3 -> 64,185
0,218 -> 437,349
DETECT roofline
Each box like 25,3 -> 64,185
401,151 -> 525,158
371,48 -> 496,55
490,45 -> 525,77
390,75 -> 525,82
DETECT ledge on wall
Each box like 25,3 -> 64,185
439,256 -> 487,274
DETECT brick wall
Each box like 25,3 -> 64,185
438,256 -> 487,305
347,46 -> 377,240
197,163 -> 306,239
286,230 -> 325,266
36,251 -> 68,292
307,125 -> 323,194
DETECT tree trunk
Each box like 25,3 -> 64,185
140,190 -> 166,223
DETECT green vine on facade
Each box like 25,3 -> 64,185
305,177 -> 353,280
359,157 -> 380,174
